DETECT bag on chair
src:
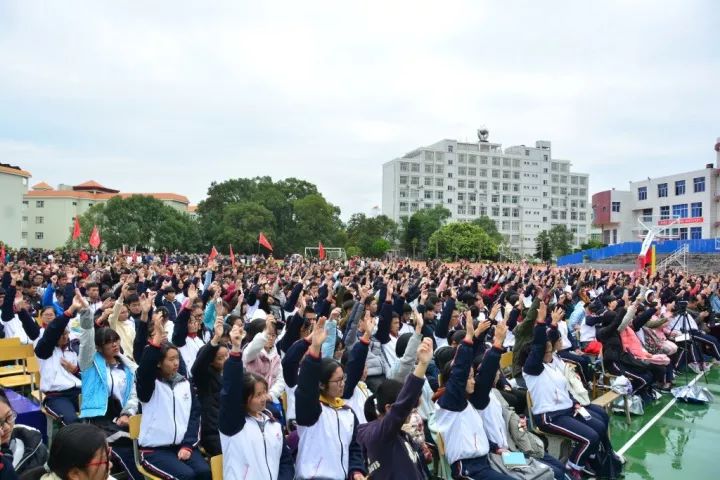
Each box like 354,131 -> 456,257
488,453 -> 555,480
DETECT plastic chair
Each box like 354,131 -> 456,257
0,344 -> 37,391
210,454 -> 223,480
128,415 -> 162,480
526,390 -> 571,462
0,338 -> 24,377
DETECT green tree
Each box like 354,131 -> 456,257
196,176 -> 344,255
548,225 -> 575,257
576,239 -> 606,252
535,231 -> 552,261
67,195 -> 201,251
471,216 -> 503,244
346,214 -> 397,257
401,206 -> 451,256
426,222 -> 496,260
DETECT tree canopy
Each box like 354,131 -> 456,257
427,222 -> 497,260
400,206 -> 451,256
346,213 -> 397,257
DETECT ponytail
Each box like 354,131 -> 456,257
364,394 -> 379,422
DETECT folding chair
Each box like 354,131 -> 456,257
0,344 -> 37,392
210,454 -> 223,480
128,415 -> 162,480
526,390 -> 571,462
0,338 -> 24,377
592,346 -> 631,424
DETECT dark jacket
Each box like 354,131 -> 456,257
357,374 -> 428,480
8,425 -> 48,475
191,342 -> 224,456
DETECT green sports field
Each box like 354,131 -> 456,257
609,367 -> 719,479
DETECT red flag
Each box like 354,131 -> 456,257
258,232 -> 273,251
88,226 -> 101,249
208,246 -> 218,261
318,242 -> 326,260
72,217 -> 81,240
229,244 -> 236,267
0,244 -> 5,264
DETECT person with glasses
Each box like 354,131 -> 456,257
0,389 -> 48,478
218,324 -> 294,479
78,290 -> 141,480
294,317 -> 367,480
21,423 -> 112,480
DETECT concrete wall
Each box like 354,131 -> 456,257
0,173 -> 28,248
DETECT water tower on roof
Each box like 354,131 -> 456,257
477,127 -> 490,143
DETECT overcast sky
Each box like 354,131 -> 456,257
1,1 -> 718,220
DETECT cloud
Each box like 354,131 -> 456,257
0,0 -> 718,220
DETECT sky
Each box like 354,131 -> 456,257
1,0 -> 718,220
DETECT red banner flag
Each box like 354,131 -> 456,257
318,242 -> 326,260
0,244 -> 5,264
258,232 -> 273,251
72,217 -> 81,240
229,244 -> 236,267
208,246 -> 218,261
89,226 -> 101,249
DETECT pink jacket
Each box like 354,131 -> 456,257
620,327 -> 650,359
242,331 -> 281,390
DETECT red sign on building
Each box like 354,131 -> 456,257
657,217 -> 703,226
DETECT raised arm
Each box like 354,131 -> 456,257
437,312 -> 475,412
219,324 -> 247,436
295,317 -> 328,427
136,319 -> 167,403
523,302 -> 548,376
343,317 -> 373,399
469,322 -> 506,410
281,337 -> 311,387
435,292 -> 456,340
375,284 -> 394,345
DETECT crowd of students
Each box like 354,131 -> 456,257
1,252 -> 719,480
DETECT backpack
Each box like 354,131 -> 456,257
588,445 -> 623,479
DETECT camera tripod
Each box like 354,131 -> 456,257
671,309 -> 709,385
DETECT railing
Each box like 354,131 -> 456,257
557,238 -> 720,266
656,244 -> 689,272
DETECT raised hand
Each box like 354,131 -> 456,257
363,315 -> 377,342
464,310 -> 474,341
310,316 -> 328,353
474,319 -> 492,338
416,337 -> 433,365
230,324 -> 243,351
71,289 -> 88,311
550,306 -> 564,327
536,301 -> 548,325
493,320 -> 508,347
187,283 -> 198,302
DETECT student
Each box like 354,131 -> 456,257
135,318 -> 210,480
294,317 -> 367,480
357,337 -> 434,479
78,291 -> 140,480
0,389 -> 48,476
190,319 -> 230,457
434,311 -> 513,480
33,293 -> 85,425
20,423 -> 111,480
242,315 -> 285,404
523,302 -> 619,480
219,324 -> 294,479
172,285 -> 206,377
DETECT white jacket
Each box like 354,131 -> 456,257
434,402 -> 490,464
38,348 -> 81,392
139,378 -> 193,447
523,356 -> 574,415
296,404 -> 356,480
220,412 -> 285,480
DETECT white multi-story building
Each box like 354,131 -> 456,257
0,163 -> 31,249
592,138 -> 720,244
23,180 -> 191,249
382,129 -> 591,256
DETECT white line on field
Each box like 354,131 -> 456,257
617,370 -> 705,456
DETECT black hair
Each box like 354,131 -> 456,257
395,332 -> 413,358
364,378 -> 403,422
85,282 -> 99,290
94,327 -> 121,350
154,306 -> 170,321
243,372 -> 269,408
244,318 -> 267,345
226,313 -> 243,327
0,388 -> 9,408
23,423 -> 108,480
319,358 -> 343,390
126,293 -> 140,305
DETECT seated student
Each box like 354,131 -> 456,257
357,337 -> 434,480
242,315 -> 285,405
0,389 -> 48,476
20,423 -> 112,480
135,319 -> 210,480
434,311 -> 513,480
294,317 -> 367,480
78,291 -> 141,480
191,319 -> 231,457
523,302 -> 620,480
218,324 -> 294,479
172,284 -> 207,377
667,298 -> 720,371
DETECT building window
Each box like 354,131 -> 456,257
672,203 -> 688,218
436,191 -> 443,200
410,163 -> 420,173
35,232 -> 44,240
400,162 -> 409,172
642,208 -> 653,222
36,200 -> 44,208
22,216 -> 28,222
448,145 -> 453,153
638,187 -> 647,200
35,216 -> 44,224
690,227 -> 702,239
424,177 -> 432,186
675,180 -> 685,196
691,202 -> 702,217
458,167 -> 467,175
435,165 -> 444,174
21,232 -> 28,239
679,228 -> 688,240
458,180 -> 466,188
658,183 -> 668,197
435,178 -> 443,187
468,167 -> 476,176
694,177 -> 705,193
410,176 -> 419,186
660,205 -> 670,220
611,202 -> 620,213
468,180 -> 476,189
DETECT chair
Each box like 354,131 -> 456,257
0,338 -> 24,377
500,351 -> 514,378
210,454 -> 223,480
128,415 -> 162,480
525,390 -> 571,462
591,346 -> 631,424
0,344 -> 37,391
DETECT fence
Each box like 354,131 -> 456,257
557,238 -> 720,266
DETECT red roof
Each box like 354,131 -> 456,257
31,181 -> 54,191
73,180 -> 119,193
